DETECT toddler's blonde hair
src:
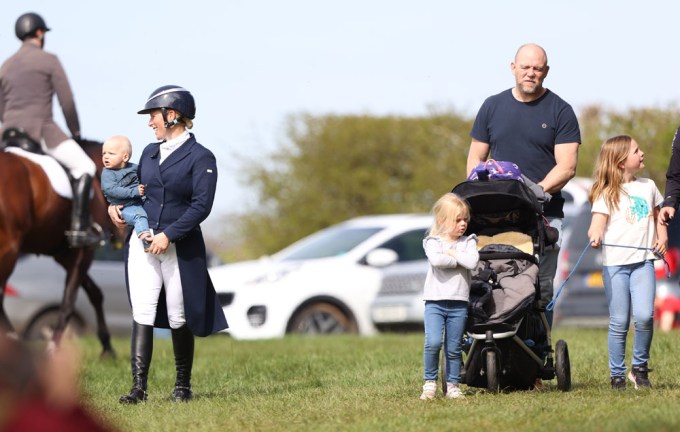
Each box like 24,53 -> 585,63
428,193 -> 470,237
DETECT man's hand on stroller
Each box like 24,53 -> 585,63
520,175 -> 552,203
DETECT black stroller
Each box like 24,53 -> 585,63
442,179 -> 572,393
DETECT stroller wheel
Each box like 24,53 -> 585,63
555,339 -> 572,391
485,350 -> 500,393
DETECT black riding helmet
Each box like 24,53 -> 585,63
15,12 -> 50,41
138,85 -> 196,125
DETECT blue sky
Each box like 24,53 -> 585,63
2,1 -> 679,224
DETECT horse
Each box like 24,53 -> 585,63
0,129 -> 127,357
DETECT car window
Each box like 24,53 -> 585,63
280,227 -> 383,261
377,229 -> 428,262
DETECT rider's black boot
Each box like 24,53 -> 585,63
66,174 -> 100,247
171,325 -> 194,402
119,322 -> 153,404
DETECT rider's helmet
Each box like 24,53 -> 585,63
137,85 -> 196,120
15,12 -> 50,41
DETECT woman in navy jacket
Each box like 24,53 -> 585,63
110,85 -> 228,404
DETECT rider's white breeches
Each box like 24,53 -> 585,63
44,138 -> 96,179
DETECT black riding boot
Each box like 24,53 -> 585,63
66,174 -> 100,248
171,325 -> 194,402
119,322 -> 153,404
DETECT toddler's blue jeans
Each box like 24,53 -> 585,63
423,300 -> 467,384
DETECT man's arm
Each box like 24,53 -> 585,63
538,142 -> 578,194
466,139 -> 490,176
50,56 -> 80,139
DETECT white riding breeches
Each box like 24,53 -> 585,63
43,138 -> 96,179
127,234 -> 186,329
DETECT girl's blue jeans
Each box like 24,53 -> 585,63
423,300 -> 467,383
602,260 -> 655,377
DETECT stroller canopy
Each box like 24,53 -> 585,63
452,179 -> 543,236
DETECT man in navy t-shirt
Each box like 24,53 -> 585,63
467,43 -> 581,333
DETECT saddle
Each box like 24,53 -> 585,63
1,128 -> 44,154
1,128 -> 74,198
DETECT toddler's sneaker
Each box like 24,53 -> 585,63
139,232 -> 153,252
419,380 -> 437,400
628,363 -> 652,389
446,383 -> 464,399
610,375 -> 626,390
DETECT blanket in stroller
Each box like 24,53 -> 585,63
468,243 -> 538,326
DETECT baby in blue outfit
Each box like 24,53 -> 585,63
101,135 -> 153,251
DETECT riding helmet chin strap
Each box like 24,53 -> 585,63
161,107 -> 179,128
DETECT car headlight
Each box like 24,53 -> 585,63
247,305 -> 267,327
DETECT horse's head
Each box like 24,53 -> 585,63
78,138 -> 129,246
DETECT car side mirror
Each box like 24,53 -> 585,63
365,248 -> 399,267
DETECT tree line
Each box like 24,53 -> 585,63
210,105 -> 680,262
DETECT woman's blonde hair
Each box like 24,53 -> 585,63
589,134 -> 633,211
428,193 -> 470,237
180,118 -> 193,129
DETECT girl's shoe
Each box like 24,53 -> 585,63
419,380 -> 437,400
446,383 -> 464,399
628,364 -> 652,389
611,376 -> 626,390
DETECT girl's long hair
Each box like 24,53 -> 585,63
588,135 -> 632,211
428,193 -> 470,237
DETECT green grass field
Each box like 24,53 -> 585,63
74,328 -> 680,432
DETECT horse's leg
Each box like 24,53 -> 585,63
55,250 -> 115,358
80,273 -> 116,358
52,249 -> 91,347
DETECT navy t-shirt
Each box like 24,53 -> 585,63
470,88 -> 581,217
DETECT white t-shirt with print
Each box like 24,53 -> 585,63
591,178 -> 663,266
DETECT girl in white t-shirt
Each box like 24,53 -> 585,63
588,135 -> 667,390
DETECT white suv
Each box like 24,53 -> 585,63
209,214 -> 433,339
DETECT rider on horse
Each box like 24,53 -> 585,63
0,12 -> 99,248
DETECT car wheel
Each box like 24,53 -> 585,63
288,303 -> 357,335
23,309 -> 86,341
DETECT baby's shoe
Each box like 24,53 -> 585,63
140,232 -> 153,252
419,380 -> 437,400
446,383 -> 464,399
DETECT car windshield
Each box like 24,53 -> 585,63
279,227 -> 383,261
